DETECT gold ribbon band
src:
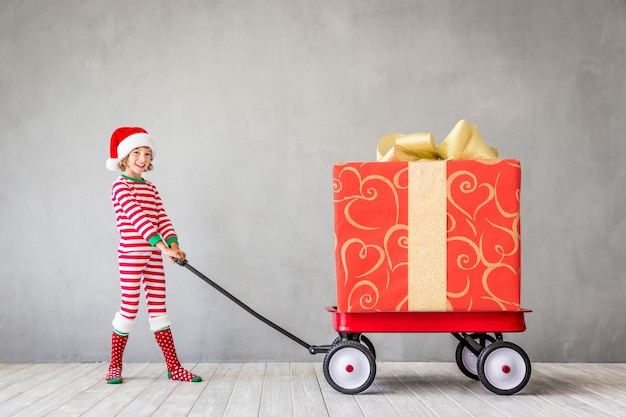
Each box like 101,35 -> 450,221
408,161 -> 448,311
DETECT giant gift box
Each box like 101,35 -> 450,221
333,121 -> 521,313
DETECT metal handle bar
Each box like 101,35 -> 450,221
173,258 -> 328,354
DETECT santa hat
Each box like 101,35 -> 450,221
106,127 -> 156,171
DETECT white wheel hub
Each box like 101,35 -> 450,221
482,347 -> 528,390
328,347 -> 371,390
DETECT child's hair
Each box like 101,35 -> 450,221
118,155 -> 154,172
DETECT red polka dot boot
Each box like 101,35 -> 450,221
106,331 -> 129,384
154,328 -> 202,382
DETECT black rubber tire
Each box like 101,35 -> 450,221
477,341 -> 531,395
323,340 -> 376,395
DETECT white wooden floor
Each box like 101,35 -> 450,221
1,362 -> 625,416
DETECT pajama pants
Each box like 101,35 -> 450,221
112,250 -> 172,334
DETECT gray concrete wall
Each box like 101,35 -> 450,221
1,0 -> 624,363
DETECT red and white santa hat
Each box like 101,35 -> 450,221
106,126 -> 156,171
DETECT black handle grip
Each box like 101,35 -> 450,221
173,257 -> 188,266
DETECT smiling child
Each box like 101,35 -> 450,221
104,127 -> 201,384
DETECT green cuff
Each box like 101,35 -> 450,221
165,236 -> 179,247
148,234 -> 163,247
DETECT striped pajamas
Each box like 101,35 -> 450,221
111,175 -> 178,333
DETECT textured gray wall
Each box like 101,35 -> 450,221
1,0 -> 624,364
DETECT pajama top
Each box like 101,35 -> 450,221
112,175 -> 178,252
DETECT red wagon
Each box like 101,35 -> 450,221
323,307 -> 531,395
175,260 -> 532,396
326,158 -> 530,394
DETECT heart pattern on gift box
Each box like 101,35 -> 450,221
334,163 -> 411,312
340,239 -> 385,284
333,164 -> 406,231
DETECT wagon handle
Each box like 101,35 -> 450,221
172,258 -> 328,354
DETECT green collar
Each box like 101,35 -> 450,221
121,174 -> 146,183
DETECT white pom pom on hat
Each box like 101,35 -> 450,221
106,126 -> 156,171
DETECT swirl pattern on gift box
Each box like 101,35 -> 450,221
446,160 -> 521,311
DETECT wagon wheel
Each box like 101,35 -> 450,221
332,335 -> 377,359
455,333 -> 496,380
323,340 -> 376,394
477,341 -> 531,395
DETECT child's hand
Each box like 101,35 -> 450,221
157,241 -> 186,263
169,242 -> 186,262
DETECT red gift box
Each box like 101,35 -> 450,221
333,159 -> 521,313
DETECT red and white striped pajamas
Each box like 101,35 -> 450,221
106,174 -> 201,383
110,175 -> 178,334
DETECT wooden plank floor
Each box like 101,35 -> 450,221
1,362 -> 625,416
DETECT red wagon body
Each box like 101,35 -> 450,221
328,307 -> 530,334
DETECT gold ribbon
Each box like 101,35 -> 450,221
377,119 -> 499,162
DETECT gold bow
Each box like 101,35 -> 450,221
377,119 -> 499,162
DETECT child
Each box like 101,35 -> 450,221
104,126 -> 201,384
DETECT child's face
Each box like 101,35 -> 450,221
124,146 -> 153,179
